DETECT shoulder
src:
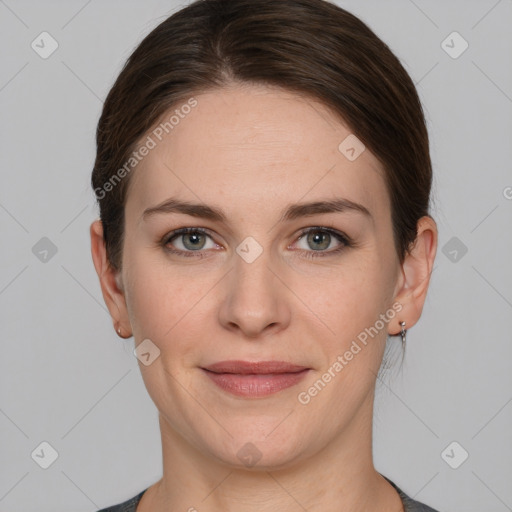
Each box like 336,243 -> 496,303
384,476 -> 442,512
96,489 -> 147,512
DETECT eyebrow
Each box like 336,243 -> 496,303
141,197 -> 372,224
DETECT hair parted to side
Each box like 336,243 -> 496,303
91,0 -> 433,272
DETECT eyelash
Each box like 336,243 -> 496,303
161,226 -> 353,260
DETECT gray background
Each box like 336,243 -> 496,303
1,0 -> 511,510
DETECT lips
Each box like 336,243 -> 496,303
200,360 -> 311,398
202,360 -> 309,374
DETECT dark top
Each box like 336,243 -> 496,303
97,476 -> 441,511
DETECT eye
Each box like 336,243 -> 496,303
292,227 -> 352,259
162,227 -> 218,258
161,226 -> 352,259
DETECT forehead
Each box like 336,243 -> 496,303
126,84 -> 388,222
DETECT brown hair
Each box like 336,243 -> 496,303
91,0 -> 433,272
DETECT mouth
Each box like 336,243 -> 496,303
200,360 -> 311,398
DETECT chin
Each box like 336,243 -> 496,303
205,427 -> 309,471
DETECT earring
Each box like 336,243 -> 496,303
399,321 -> 406,345
116,324 -> 123,338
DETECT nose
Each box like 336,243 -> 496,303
218,244 -> 291,339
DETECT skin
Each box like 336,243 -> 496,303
91,83 -> 437,512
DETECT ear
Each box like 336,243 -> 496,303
388,215 -> 438,335
90,219 -> 131,337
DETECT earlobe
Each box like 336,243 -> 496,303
389,216 -> 438,335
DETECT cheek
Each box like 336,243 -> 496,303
123,248 -> 217,350
305,258 -> 389,332
294,254 -> 393,375
122,243 -> 177,337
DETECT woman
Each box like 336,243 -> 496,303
90,0 -> 439,510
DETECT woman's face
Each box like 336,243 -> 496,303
114,83 -> 407,468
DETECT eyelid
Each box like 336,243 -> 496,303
292,226 -> 352,246
163,226 -> 215,243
